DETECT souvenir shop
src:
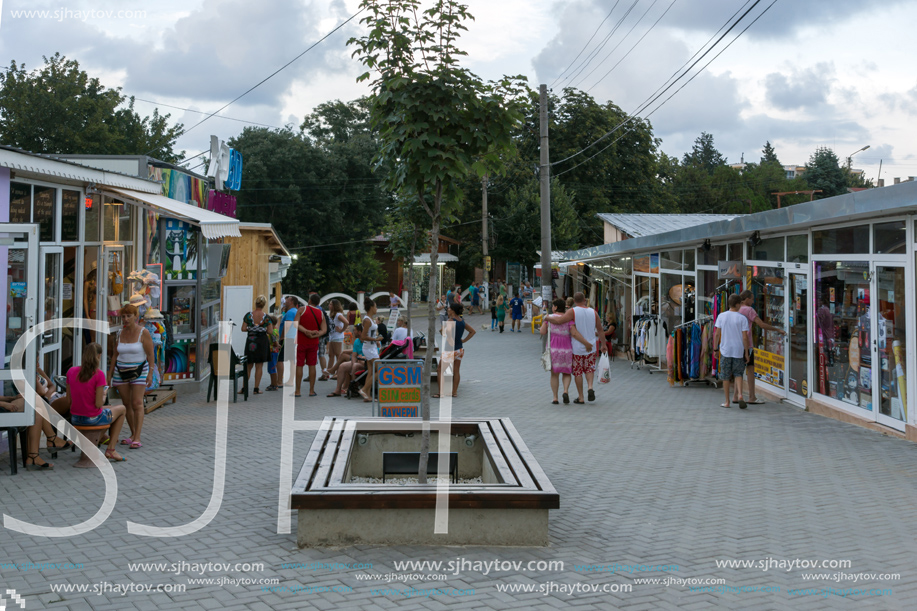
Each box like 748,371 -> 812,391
561,181 -> 917,440
1,148 -> 239,414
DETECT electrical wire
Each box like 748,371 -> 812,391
133,98 -> 283,130
566,0 -> 644,88
551,0 -> 762,168
549,1 -> 620,89
143,8 -> 363,154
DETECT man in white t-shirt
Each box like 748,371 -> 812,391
714,293 -> 751,409
546,292 -> 604,404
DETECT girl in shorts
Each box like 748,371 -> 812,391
70,343 -> 127,462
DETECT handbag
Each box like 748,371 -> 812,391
541,325 -> 552,372
117,362 -> 146,383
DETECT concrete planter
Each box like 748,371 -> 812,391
292,417 -> 559,547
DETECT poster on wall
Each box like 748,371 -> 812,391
753,349 -> 785,387
164,220 -> 197,280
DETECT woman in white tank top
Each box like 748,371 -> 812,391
357,298 -> 382,402
107,304 -> 155,449
324,299 -> 347,379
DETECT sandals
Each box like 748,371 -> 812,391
121,438 -> 133,446
26,452 -> 53,471
562,393 -> 570,404
552,400 -> 559,405
265,385 -> 279,391
253,387 -> 262,395
721,403 -> 732,408
130,441 -> 143,449
326,392 -> 341,397
46,435 -> 73,452
573,398 -> 585,404
105,448 -> 127,462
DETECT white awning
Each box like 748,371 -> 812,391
411,253 -> 459,264
103,187 -> 241,239
534,260 -> 582,269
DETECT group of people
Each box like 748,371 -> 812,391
541,292 -> 608,404
2,303 -> 157,471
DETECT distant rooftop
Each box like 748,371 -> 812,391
596,213 -> 743,238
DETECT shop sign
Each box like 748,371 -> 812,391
484,255 -> 491,271
754,349 -> 785,387
718,260 -> 744,279
375,360 -> 423,417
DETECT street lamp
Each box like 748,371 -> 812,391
846,145 -> 870,170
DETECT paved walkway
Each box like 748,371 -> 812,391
1,311 -> 915,610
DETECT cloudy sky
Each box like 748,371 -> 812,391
1,0 -> 915,184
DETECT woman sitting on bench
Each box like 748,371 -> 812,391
68,343 -> 127,463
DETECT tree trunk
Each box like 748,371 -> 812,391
418,181 -> 443,484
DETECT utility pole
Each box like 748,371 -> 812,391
539,84 -> 553,310
481,174 -> 489,308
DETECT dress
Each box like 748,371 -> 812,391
496,302 -> 506,322
549,321 -> 575,374
244,311 -> 272,363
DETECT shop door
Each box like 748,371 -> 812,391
39,247 -> 63,377
0,224 -> 39,428
786,273 -> 809,404
872,263 -> 907,431
101,245 -> 126,372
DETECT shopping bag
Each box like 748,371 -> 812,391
541,326 -> 552,371
598,353 -> 611,383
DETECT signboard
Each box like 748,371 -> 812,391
718,260 -> 744,280
387,307 -> 400,329
484,256 -> 491,271
374,360 -> 423,417
754,349 -> 785,387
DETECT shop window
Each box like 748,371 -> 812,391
103,197 -> 120,241
9,182 -> 31,223
813,260 -> 870,404
660,250 -> 682,270
661,273 -> 682,331
727,243 -> 744,260
83,194 -> 100,242
873,221 -> 906,255
634,255 -> 651,274
701,245 -> 718,266
715,245 -> 727,264
748,237 -> 784,261
33,186 -> 57,242
201,278 -> 220,303
786,235 -> 808,264
61,190 -> 80,241
683,249 -> 695,272
813,226 -> 869,254
168,285 -> 196,335
119,203 -> 134,243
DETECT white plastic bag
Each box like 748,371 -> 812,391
598,353 -> 611,384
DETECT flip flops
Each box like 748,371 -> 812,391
562,393 -> 570,404
587,389 -> 596,402
552,400 -> 559,405
721,403 -> 732,408
573,398 -> 585,404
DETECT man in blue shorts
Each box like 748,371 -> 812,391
509,292 -> 524,332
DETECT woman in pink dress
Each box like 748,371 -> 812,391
540,298 -> 593,404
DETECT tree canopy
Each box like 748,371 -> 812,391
0,53 -> 183,161
804,146 -> 848,198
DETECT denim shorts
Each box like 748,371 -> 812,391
268,351 -> 279,374
72,408 -> 113,426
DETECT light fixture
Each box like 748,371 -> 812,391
749,231 -> 762,247
702,239 -> 712,252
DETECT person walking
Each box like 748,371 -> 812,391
714,293 -> 751,409
241,295 -> 274,395
433,302 -> 476,398
496,294 -> 506,333
540,299 -> 592,404
470,282 -> 480,314
109,304 -> 155,449
545,292 -> 605,403
357,298 -> 382,402
522,281 -> 533,300
509,292 -> 524,332
294,294 -> 326,398
265,314 -> 281,391
436,294 -> 449,330
733,289 -> 787,405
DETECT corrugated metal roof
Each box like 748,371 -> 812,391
596,213 -> 743,238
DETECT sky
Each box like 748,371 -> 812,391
1,0 -> 915,185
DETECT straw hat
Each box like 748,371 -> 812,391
144,308 -> 164,320
129,294 -> 148,307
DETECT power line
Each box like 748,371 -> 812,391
549,1 -> 620,89
567,0 -> 644,89
143,8 -> 363,154
133,98 -> 284,130
550,0 -> 763,168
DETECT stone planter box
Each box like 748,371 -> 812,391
292,417 -> 559,547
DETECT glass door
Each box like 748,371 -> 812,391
0,224 -> 39,428
787,273 -> 809,403
102,245 -> 126,375
873,264 -> 907,431
39,247 -> 63,378
749,265 -> 787,394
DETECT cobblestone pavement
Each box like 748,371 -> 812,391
1,311 -> 915,609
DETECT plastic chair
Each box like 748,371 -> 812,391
206,344 -> 248,402
531,314 -> 543,334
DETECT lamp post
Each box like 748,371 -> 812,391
846,145 -> 870,170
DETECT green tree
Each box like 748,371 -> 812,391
804,146 -> 847,198
349,0 -> 527,480
682,131 -> 726,173
490,178 -> 578,268
761,140 -> 779,165
0,53 -> 183,161
229,123 -> 386,295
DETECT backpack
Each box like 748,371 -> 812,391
322,309 -> 333,339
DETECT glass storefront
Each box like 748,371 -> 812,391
787,273 -> 808,400
749,265 -> 786,390
876,265 -> 907,423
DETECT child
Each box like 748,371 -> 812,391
489,295 -> 498,331
266,315 -> 281,391
496,295 -> 506,333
